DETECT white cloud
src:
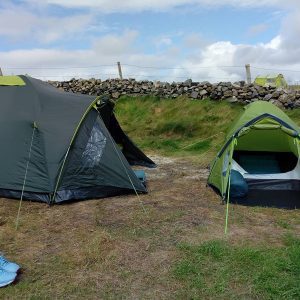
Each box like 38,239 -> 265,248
1,0 -> 300,84
0,30 -> 178,81
172,41 -> 243,82
154,37 -> 173,48
0,7 -> 35,39
25,0 -> 300,12
280,10 -> 300,50
92,30 -> 138,56
2,29 -> 300,84
184,33 -> 211,49
0,4 -> 96,43
173,31 -> 300,84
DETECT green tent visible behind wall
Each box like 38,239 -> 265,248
254,74 -> 288,88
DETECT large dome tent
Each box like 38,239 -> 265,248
0,75 -> 155,204
208,101 -> 300,208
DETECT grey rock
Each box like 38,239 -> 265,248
271,100 -> 284,109
184,79 -> 192,87
264,94 -> 273,101
199,89 -> 208,96
294,100 -> 300,108
278,94 -> 289,103
232,89 -> 238,97
111,92 -> 120,99
232,82 -> 241,88
191,91 -> 199,99
222,86 -> 229,92
227,96 -> 238,103
223,90 -> 233,98
271,90 -> 281,98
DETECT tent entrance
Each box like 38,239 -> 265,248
229,127 -> 300,208
208,100 -> 300,212
233,151 -> 298,174
55,108 -> 146,203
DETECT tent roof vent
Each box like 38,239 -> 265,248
0,76 -> 26,86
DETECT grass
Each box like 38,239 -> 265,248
174,235 -> 300,299
115,96 -> 243,158
0,97 -> 300,298
1,181 -> 299,299
116,96 -> 300,299
276,219 -> 293,230
115,96 -> 300,163
286,106 -> 300,123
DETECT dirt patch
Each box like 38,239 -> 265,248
0,155 -> 299,298
145,155 -> 209,181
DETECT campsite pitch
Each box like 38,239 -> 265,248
0,155 -> 299,299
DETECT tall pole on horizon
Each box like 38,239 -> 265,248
245,64 -> 251,84
117,62 -> 123,80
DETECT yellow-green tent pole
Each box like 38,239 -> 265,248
15,122 -> 37,230
224,138 -> 237,235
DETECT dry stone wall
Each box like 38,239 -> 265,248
49,78 -> 300,109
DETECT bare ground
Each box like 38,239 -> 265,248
0,155 -> 299,299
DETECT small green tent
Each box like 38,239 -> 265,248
208,101 -> 300,208
0,75 -> 155,204
254,74 -> 287,88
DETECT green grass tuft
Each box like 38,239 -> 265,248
115,96 -> 300,160
174,236 -> 300,299
276,219 -> 293,230
115,96 -> 243,159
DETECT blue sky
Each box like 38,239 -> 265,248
0,0 -> 300,82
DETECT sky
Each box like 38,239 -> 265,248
1,0 -> 300,83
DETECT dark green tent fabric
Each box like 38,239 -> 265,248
97,98 -> 156,168
0,75 -> 153,203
